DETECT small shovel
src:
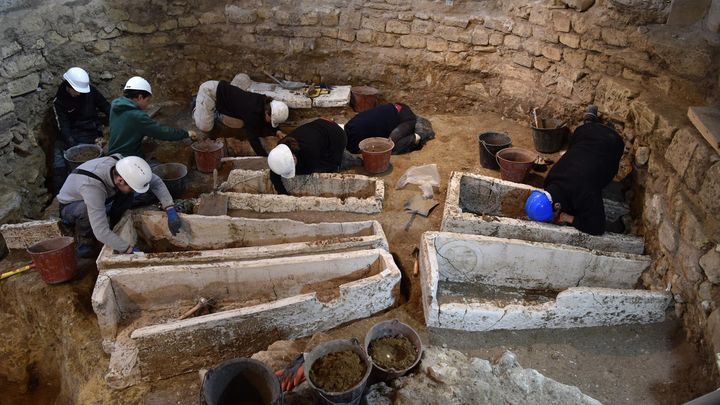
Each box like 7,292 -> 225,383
196,169 -> 228,216
403,194 -> 439,231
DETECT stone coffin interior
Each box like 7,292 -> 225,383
421,232 -> 669,331
217,169 -> 384,213
444,172 -> 645,255
96,210 -> 387,269
93,249 -> 401,382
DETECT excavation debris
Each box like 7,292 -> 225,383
368,335 -> 417,371
309,350 -> 366,392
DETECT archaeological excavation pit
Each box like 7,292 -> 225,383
2,0 -> 720,403
420,231 -> 669,331
441,172 -> 645,255
96,210 -> 388,270
92,248 -> 401,386
216,169 -> 384,214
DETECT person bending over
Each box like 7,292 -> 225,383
344,103 -> 435,154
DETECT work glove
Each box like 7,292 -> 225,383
166,206 -> 182,236
275,353 -> 305,392
188,130 -> 199,141
124,246 -> 142,254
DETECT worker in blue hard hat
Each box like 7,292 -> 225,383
525,105 -> 625,235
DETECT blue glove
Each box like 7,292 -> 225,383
166,206 -> 181,236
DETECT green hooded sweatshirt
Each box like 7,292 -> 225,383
107,96 -> 188,158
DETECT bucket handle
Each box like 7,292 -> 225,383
481,132 -> 509,155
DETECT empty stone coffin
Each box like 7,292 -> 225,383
441,172 -> 645,255
96,210 -> 388,270
419,232 -> 669,331
217,169 -> 384,214
92,249 -> 401,386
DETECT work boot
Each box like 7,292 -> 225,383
415,116 -> 436,147
77,243 -> 96,259
584,105 -> 599,122
340,150 -> 362,169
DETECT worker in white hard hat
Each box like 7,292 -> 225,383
107,76 -> 198,158
267,118 -> 349,195
193,78 -> 289,156
57,154 -> 183,258
51,67 -> 111,193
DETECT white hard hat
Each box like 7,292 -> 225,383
63,67 -> 90,93
124,76 -> 152,95
267,144 -> 295,178
270,100 -> 289,128
115,156 -> 152,193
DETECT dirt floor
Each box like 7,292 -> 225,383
0,106 -> 716,404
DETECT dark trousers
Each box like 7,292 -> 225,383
60,192 -> 134,241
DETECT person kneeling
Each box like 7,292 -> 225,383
57,155 -> 183,258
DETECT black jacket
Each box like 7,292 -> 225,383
344,103 -> 416,153
544,121 -> 624,235
216,80 -> 275,156
53,81 -> 110,147
270,119 -> 347,195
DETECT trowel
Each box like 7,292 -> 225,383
403,194 -> 439,231
261,69 -> 307,90
196,169 -> 229,216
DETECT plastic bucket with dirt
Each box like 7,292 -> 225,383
304,338 -> 372,405
200,357 -> 282,405
26,236 -> 77,284
152,163 -> 188,199
478,132 -> 511,170
496,147 -> 538,183
192,139 -> 224,173
358,137 -> 394,174
364,319 -> 423,381
350,86 -> 382,113
64,144 -> 103,171
531,118 -> 569,153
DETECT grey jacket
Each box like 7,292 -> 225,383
57,155 -> 173,252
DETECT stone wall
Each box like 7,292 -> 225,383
1,0 -> 719,371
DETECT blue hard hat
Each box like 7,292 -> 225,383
525,190 -> 554,222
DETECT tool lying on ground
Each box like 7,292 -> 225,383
261,69 -> 307,90
304,84 -> 331,98
404,194 -> 439,231
275,353 -> 305,392
179,297 -> 215,320
1,262 -> 34,280
411,247 -> 420,276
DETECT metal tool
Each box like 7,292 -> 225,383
1,263 -> 34,280
261,69 -> 307,90
179,297 -> 215,320
403,194 -> 439,231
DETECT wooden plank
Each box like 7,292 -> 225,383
688,106 -> 720,155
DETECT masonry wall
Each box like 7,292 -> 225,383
1,0 -> 719,377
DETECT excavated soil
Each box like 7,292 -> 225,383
368,335 -> 417,371
1,107 -> 716,404
309,350 -> 366,392
67,148 -> 101,163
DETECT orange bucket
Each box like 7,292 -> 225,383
26,237 -> 77,284
191,140 -> 224,173
359,137 -> 394,174
496,147 -> 538,183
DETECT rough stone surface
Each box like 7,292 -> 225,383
365,348 -> 602,405
700,247 -> 720,284
7,73 -> 39,97
659,220 -> 679,253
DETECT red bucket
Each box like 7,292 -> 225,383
26,237 -> 77,284
192,140 -> 224,173
359,137 -> 394,174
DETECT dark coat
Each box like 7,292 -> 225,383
544,121 -> 625,235
53,81 -> 110,147
216,80 -> 275,156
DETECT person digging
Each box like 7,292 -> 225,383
344,102 -> 435,155
192,78 -> 289,156
57,155 -> 184,258
524,105 -> 625,235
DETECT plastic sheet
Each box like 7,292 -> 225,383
395,164 -> 440,198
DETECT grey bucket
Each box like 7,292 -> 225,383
200,357 -> 282,405
64,144 -> 102,171
478,132 -> 512,170
531,118 -> 569,153
364,319 -> 423,381
152,163 -> 188,199
304,338 -> 372,405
